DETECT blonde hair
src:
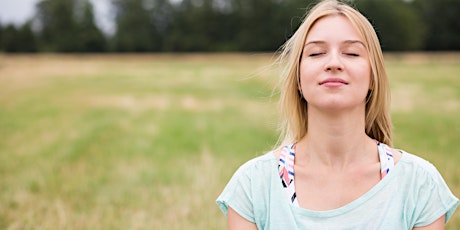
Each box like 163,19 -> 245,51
277,0 -> 392,146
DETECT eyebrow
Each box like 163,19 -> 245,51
304,40 -> 365,47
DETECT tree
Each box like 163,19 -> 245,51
35,0 -> 81,52
0,23 -> 3,51
163,0 -> 229,51
151,0 -> 174,50
2,25 -> 21,52
35,0 -> 106,52
18,21 -> 38,52
354,0 -> 426,51
112,0 -> 160,52
76,0 -> 107,52
159,0 -> 312,52
1,22 -> 37,52
414,0 -> 460,50
19,0 -> 460,52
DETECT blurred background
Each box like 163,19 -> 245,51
0,0 -> 459,53
1,0 -> 459,229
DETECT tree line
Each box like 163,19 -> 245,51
1,0 -> 459,53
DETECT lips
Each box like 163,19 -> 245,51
319,78 -> 348,86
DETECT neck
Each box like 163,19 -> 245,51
296,106 -> 375,169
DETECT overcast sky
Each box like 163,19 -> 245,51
0,0 -> 114,34
0,0 -> 40,25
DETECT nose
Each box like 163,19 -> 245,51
324,52 -> 344,72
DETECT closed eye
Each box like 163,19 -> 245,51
309,53 -> 324,57
345,53 -> 359,57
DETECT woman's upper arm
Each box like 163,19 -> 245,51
413,215 -> 445,230
228,207 -> 258,230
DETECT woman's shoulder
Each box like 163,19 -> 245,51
394,149 -> 445,181
228,151 -> 277,180
397,149 -> 435,169
222,150 -> 281,189
392,149 -> 459,225
235,151 -> 277,175
382,143 -> 435,173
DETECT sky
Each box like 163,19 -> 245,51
0,0 -> 114,34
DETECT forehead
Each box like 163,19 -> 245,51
305,15 -> 364,44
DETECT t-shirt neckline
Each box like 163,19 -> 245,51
269,146 -> 407,217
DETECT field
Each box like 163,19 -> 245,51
0,53 -> 459,229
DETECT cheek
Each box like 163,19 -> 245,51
350,62 -> 372,86
299,61 -> 319,84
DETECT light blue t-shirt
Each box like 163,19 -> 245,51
216,151 -> 459,229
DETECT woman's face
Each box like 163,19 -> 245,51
299,15 -> 371,112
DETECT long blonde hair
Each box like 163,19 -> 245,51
277,0 -> 392,146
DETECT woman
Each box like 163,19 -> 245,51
216,0 -> 458,229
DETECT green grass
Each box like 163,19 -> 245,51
0,53 -> 459,229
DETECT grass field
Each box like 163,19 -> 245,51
0,53 -> 459,229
